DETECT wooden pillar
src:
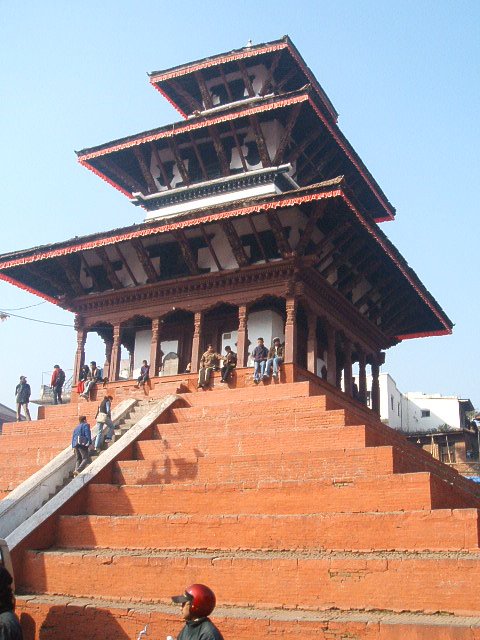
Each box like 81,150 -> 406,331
236,305 -> 249,367
73,327 -> 86,383
307,311 -> 318,374
150,318 -> 161,376
325,323 -> 337,387
343,338 -> 353,397
191,311 -> 203,373
358,349 -> 367,405
284,296 -> 298,363
110,324 -> 122,382
103,338 -> 113,381
371,354 -> 381,415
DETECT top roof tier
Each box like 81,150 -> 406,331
148,36 -> 338,123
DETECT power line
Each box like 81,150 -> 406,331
0,310 -> 73,328
0,301 -> 46,311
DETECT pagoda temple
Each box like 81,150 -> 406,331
0,36 -> 452,405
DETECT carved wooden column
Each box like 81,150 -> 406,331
150,318 -> 161,376
358,349 -> 367,405
343,338 -> 353,397
325,323 -> 337,387
284,296 -> 298,363
109,324 -> 122,382
103,337 -> 113,381
236,305 -> 249,367
307,311 -> 318,374
191,312 -> 203,373
73,323 -> 86,383
371,354 -> 381,415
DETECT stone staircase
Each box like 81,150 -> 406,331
9,378 -> 480,638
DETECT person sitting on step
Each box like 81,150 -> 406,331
264,337 -> 284,379
220,345 -> 237,383
80,361 -> 102,399
252,337 -> 268,384
135,359 -> 150,388
198,345 -> 220,388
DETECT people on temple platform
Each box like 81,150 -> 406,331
264,337 -> 284,379
252,337 -> 268,384
171,583 -> 224,640
0,567 -> 23,640
198,345 -> 220,388
135,360 -> 150,388
71,415 -> 92,476
80,361 -> 102,399
94,394 -> 115,450
50,364 -> 66,404
220,346 -> 237,383
15,375 -> 31,421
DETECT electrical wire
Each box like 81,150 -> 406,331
0,310 -> 73,328
0,301 -> 46,311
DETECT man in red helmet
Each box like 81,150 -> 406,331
171,583 -> 224,640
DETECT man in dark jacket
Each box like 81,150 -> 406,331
94,395 -> 114,450
251,337 -> 268,384
264,337 -> 284,379
15,376 -> 31,421
220,346 -> 237,383
71,416 -> 92,476
172,584 -> 224,640
0,567 -> 23,640
51,364 -> 66,404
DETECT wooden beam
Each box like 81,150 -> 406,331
96,157 -> 143,193
150,142 -> 172,190
238,60 -> 255,97
80,254 -> 101,291
189,134 -> 209,181
130,238 -> 158,283
168,78 -> 203,113
295,201 -> 328,256
316,227 -> 355,269
221,220 -> 249,267
195,71 -> 214,109
287,130 -> 323,165
272,103 -> 302,166
168,138 -> 191,186
56,256 -> 85,296
229,123 -> 248,171
248,216 -> 269,263
219,66 -> 234,101
249,115 -> 271,167
172,230 -> 200,275
276,66 -> 297,92
267,211 -> 292,257
24,264 -> 67,296
200,225 -> 222,271
133,146 -> 157,194
208,126 -> 230,177
259,51 -> 282,96
95,247 -> 123,290
301,146 -> 339,183
114,243 -> 139,286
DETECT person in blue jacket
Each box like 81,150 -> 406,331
71,416 -> 92,476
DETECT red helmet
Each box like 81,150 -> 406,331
172,583 -> 216,618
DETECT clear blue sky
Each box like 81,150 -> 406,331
1,0 -> 479,414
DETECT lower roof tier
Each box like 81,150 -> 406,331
0,180 -> 451,343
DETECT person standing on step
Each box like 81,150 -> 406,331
220,345 -> 237,383
252,337 -> 268,384
0,567 -> 23,640
135,360 -> 150,388
15,375 -> 31,421
171,584 -> 224,640
264,337 -> 284,379
50,364 -> 66,404
94,394 -> 115,450
72,415 -> 92,476
197,345 -> 220,389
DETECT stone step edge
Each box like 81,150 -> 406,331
16,593 -> 480,627
28,547 -> 480,561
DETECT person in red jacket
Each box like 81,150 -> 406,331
50,364 -> 66,404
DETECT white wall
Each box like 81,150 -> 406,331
403,393 -> 462,433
